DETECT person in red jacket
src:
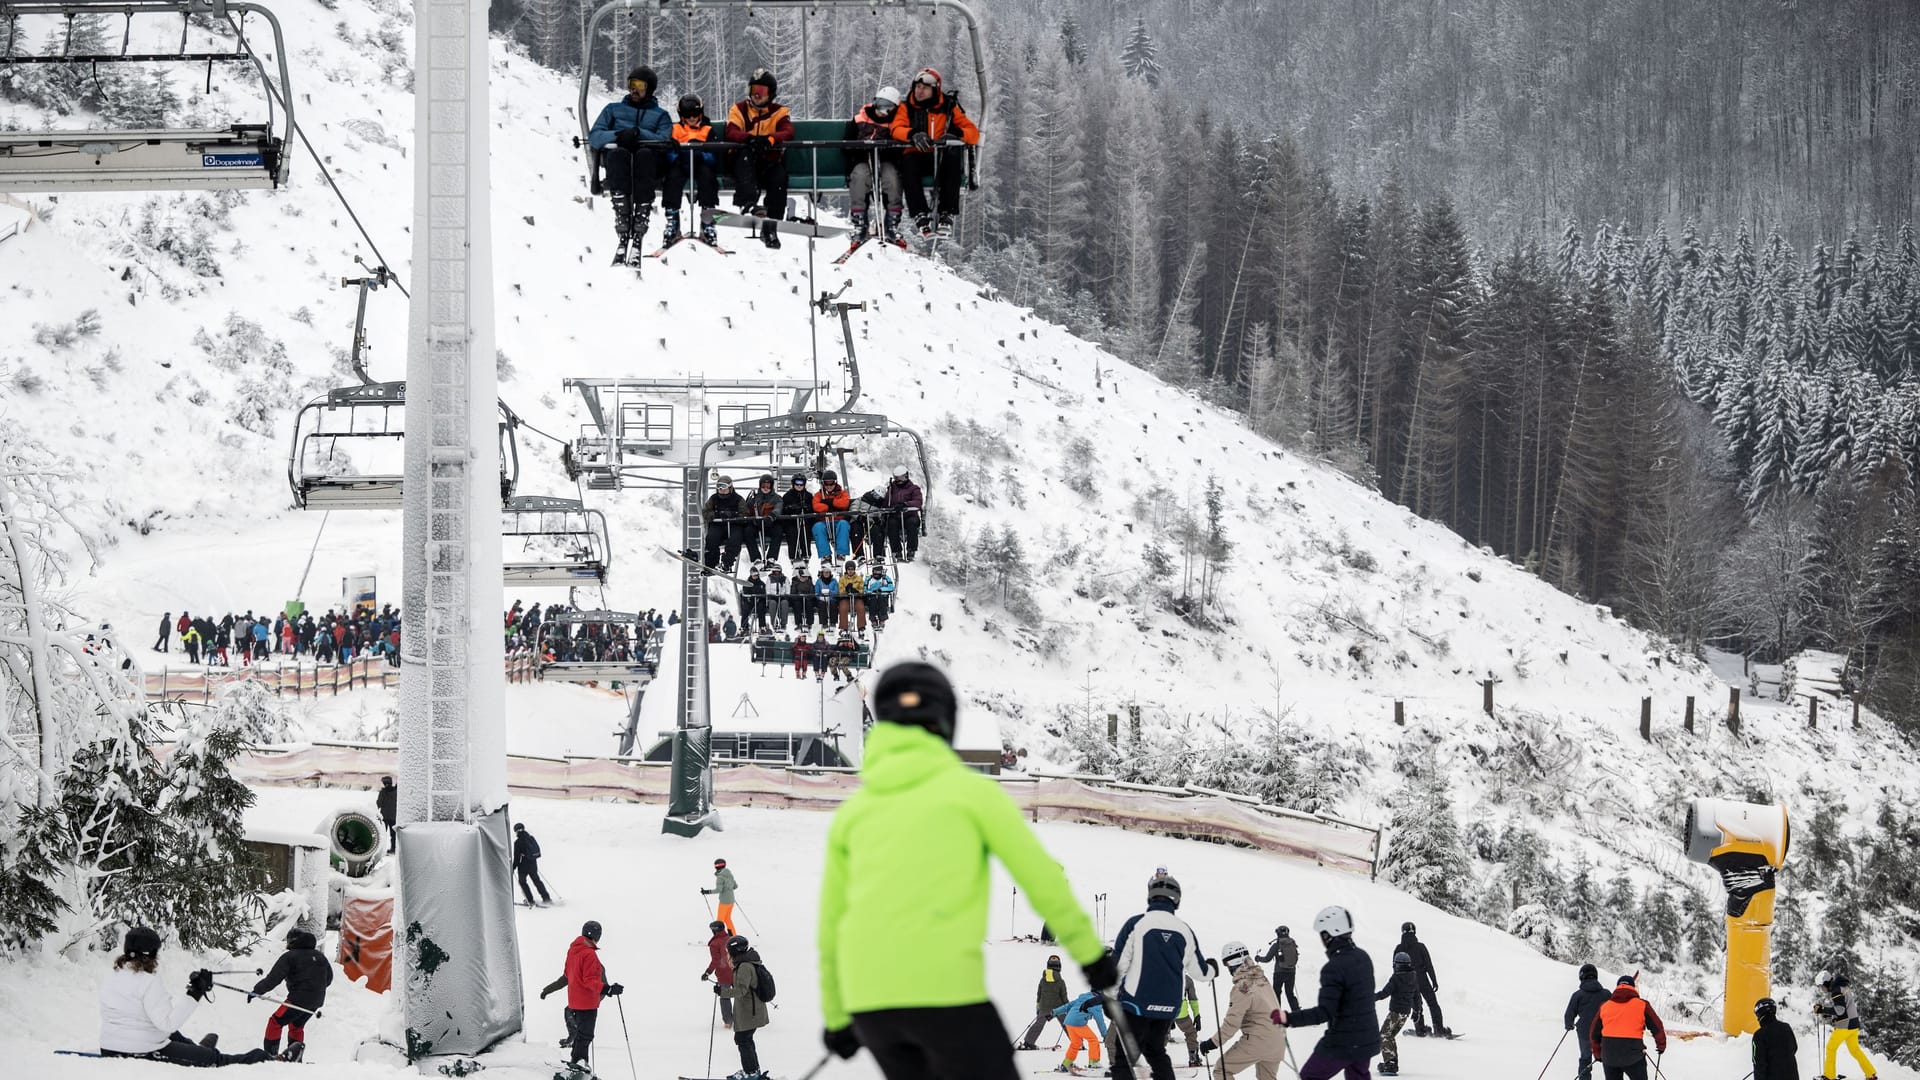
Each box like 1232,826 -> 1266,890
889,67 -> 980,240
724,68 -> 794,249
564,921 -> 623,1072
702,919 -> 736,1029
1589,975 -> 1666,1080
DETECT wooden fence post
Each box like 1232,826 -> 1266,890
1809,697 -> 1819,729
1394,700 -> 1405,726
1684,696 -> 1695,733
1853,699 -> 1861,728
1482,679 -> 1494,716
1728,687 -> 1741,736
1640,698 -> 1652,741
1106,713 -> 1118,747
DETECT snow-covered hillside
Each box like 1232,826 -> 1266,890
7,0 -> 1920,1020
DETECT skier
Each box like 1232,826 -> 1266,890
745,476 -> 782,571
376,775 -> 397,854
587,65 -> 673,261
1563,963 -> 1609,1080
1372,950 -> 1420,1077
512,822 -> 553,907
1051,989 -> 1108,1074
702,476 -> 749,572
98,926 -> 271,1066
882,467 -> 924,562
844,85 -> 904,245
1173,976 -> 1204,1068
771,474 -> 811,564
816,661 -> 1113,1080
703,919 -> 736,1029
1198,940 -> 1288,1080
788,560 -> 815,631
1398,921 -> 1449,1036
155,612 -> 171,652
1287,906 -> 1381,1080
1016,955 -> 1072,1050
703,857 -> 738,933
724,68 -> 794,249
664,93 -> 722,247
867,565 -> 894,631
563,920 -> 623,1073
1752,997 -> 1800,1080
811,470 -> 853,557
714,935 -> 770,1080
1813,970 -> 1877,1080
742,568 -> 768,632
792,633 -> 812,680
1111,875 -> 1212,1080
890,68 -> 980,240
251,928 -> 333,1062
1588,974 -> 1666,1080
1257,926 -> 1300,1010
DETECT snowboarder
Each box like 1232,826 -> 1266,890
588,65 -> 673,260
703,857 -> 738,933
1173,976 -> 1204,1068
1257,926 -> 1300,1010
1052,989 -> 1108,1074
251,928 -> 333,1062
1199,940 -> 1288,1080
844,86 -> 904,244
1016,955 -> 1072,1050
1373,950 -> 1420,1077
1398,921 -> 1449,1036
1813,970 -> 1877,1080
1111,874 -> 1212,1080
155,612 -> 171,652
512,822 -> 553,907
664,93 -> 722,247
703,919 -> 736,1029
1588,974 -> 1666,1080
816,661 -> 1113,1080
714,935 -> 770,1079
882,467 -> 924,562
376,775 -> 397,853
810,470 -> 853,557
1286,905 -> 1381,1080
98,926 -> 271,1066
890,68 -> 980,240
1752,996 -> 1800,1080
724,68 -> 794,249
563,921 -> 623,1072
1564,963 -> 1609,1080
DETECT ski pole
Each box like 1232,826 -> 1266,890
1207,968 -> 1225,1071
1096,987 -> 1143,1066
794,1051 -> 834,1080
734,901 -> 761,935
706,995 -> 718,1079
214,982 -> 320,1018
614,996 -> 637,1080
1532,1029 -> 1569,1080
208,968 -> 263,975
701,889 -> 715,918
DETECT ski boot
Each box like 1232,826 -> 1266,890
913,212 -> 934,239
1187,1053 -> 1202,1067
262,1037 -> 279,1057
281,1042 -> 305,1063
883,209 -> 905,245
631,207 -> 650,248
935,212 -> 955,240
760,220 -> 782,249
700,219 -> 720,246
661,209 -> 681,247
609,194 -> 633,264
199,1035 -> 219,1050
1377,1067 -> 1398,1077
850,209 -> 870,243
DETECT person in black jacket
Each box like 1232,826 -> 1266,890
1374,951 -> 1421,1076
154,612 -> 172,653
1257,926 -> 1300,1010
252,928 -> 334,1061
772,474 -> 812,565
513,823 -> 553,907
1751,997 -> 1799,1080
1288,905 -> 1381,1080
1398,922 -> 1449,1037
1564,964 -> 1610,1080
376,776 -> 397,853
702,475 -> 749,572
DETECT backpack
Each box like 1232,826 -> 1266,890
749,960 -> 776,1003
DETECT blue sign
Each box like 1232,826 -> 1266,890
202,152 -> 264,168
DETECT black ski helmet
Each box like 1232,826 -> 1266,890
582,920 -> 603,942
1276,926 -> 1290,937
1401,921 -> 1416,935
872,661 -> 959,743
514,822 -> 525,832
678,93 -> 705,119
627,66 -> 658,96
790,473 -> 807,486
1046,955 -> 1062,970
1617,974 -> 1637,987
1578,963 -> 1598,981
726,935 -> 750,956
748,68 -> 777,97
286,928 -> 318,951
709,919 -> 727,934
821,469 -> 838,483
1146,874 -> 1182,908
1754,997 -> 1778,1021
123,925 -> 162,958
1392,951 -> 1413,970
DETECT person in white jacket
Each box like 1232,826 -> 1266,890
99,926 -> 269,1066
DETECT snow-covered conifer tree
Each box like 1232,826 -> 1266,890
1379,771 -> 1472,915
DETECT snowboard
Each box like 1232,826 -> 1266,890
712,212 -> 850,239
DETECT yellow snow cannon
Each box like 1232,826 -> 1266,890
1684,797 -> 1789,1036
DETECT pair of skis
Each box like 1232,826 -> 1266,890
832,234 -> 910,266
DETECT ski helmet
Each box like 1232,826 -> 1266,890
1046,955 -> 1062,970
791,473 -> 807,485
514,822 -> 525,832
1146,874 -> 1182,908
748,68 -> 777,97
709,920 -> 726,934
892,466 -> 910,480
123,925 -> 162,958
759,473 -> 775,486
286,928 -> 317,951
716,475 -> 734,489
1313,905 -> 1354,941
1578,963 -> 1598,981
582,920 -> 603,942
821,469 -> 838,483
627,66 -> 657,96
726,935 -> 750,956
873,661 -> 959,743
714,858 -> 727,868
1617,974 -> 1636,987
913,67 -> 943,93
1754,997 -> 1778,1021
678,93 -> 705,118
1276,926 -> 1290,937
1221,940 -> 1252,972
1392,951 -> 1413,970
1815,969 -> 1833,986
1401,921 -> 1416,935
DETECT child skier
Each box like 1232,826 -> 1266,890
1016,955 -> 1072,1050
1051,990 -> 1107,1074
1373,950 -> 1420,1076
703,858 -> 739,933
251,928 -> 334,1062
1199,940 -> 1288,1080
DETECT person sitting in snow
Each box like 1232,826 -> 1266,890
99,926 -> 270,1066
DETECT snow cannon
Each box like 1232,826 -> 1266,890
325,809 -> 386,877
1684,797 -> 1789,1036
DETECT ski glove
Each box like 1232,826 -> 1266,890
911,132 -> 934,151
1198,1039 -> 1217,1056
822,1026 -> 862,1060
615,128 -> 640,150
712,984 -> 724,996
603,983 -> 624,997
701,888 -> 716,895
1082,949 -> 1120,993
187,969 -> 214,1000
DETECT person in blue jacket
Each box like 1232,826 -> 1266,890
1112,875 -> 1212,1080
588,65 -> 673,260
1052,990 -> 1109,1074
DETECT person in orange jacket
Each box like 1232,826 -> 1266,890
810,470 -> 854,558
890,67 -> 980,240
725,68 -> 794,249
564,921 -> 623,1072
665,94 -> 722,247
1588,974 -> 1666,1080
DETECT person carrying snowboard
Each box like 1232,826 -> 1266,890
1287,905 -> 1381,1080
99,926 -> 271,1066
1111,874 -> 1212,1080
703,919 -> 736,1029
889,67 -> 979,241
1051,989 -> 1108,1074
703,857 -> 739,933
1373,950 -> 1420,1077
1016,955 -> 1072,1050
250,927 -> 333,1061
724,68 -> 793,249
714,935 -> 770,1080
588,65 -> 673,261
664,93 -> 722,247
816,661 -> 1113,1080
844,85 -> 904,245
1752,996 -> 1800,1080
1199,940 -> 1287,1080
1588,974 -> 1666,1080
512,822 -> 553,907
1813,970 -> 1877,1080
1564,963 -> 1609,1080
1398,921 -> 1449,1037
563,920 -> 624,1073
1256,926 -> 1300,1010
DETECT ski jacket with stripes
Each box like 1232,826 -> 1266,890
1112,900 -> 1210,1019
1817,980 -> 1861,1029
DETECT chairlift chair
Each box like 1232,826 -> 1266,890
502,495 -> 612,586
0,0 -> 294,191
287,382 -> 521,510
536,609 -> 659,683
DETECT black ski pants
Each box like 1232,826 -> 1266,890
1110,1016 -> 1179,1080
605,148 -> 663,230
731,153 -> 788,218
850,1001 -> 1020,1080
1409,979 -> 1445,1032
733,1029 -> 759,1073
1600,1060 -> 1648,1080
516,859 -> 550,905
566,1007 -> 598,1066
703,518 -> 744,571
663,151 -> 719,214
102,1035 -> 264,1067
763,518 -> 803,563
902,150 -> 963,218
1575,1035 -> 1595,1080
883,509 -> 920,561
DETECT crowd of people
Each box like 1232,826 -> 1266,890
698,468 -> 922,575
151,607 -> 401,668
504,601 -> 663,667
588,64 -> 980,257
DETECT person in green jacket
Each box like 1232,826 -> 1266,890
1016,955 -> 1072,1050
818,662 -> 1120,1080
703,857 -> 739,933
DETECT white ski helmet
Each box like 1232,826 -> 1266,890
1220,940 -> 1252,972
1313,905 -> 1354,941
